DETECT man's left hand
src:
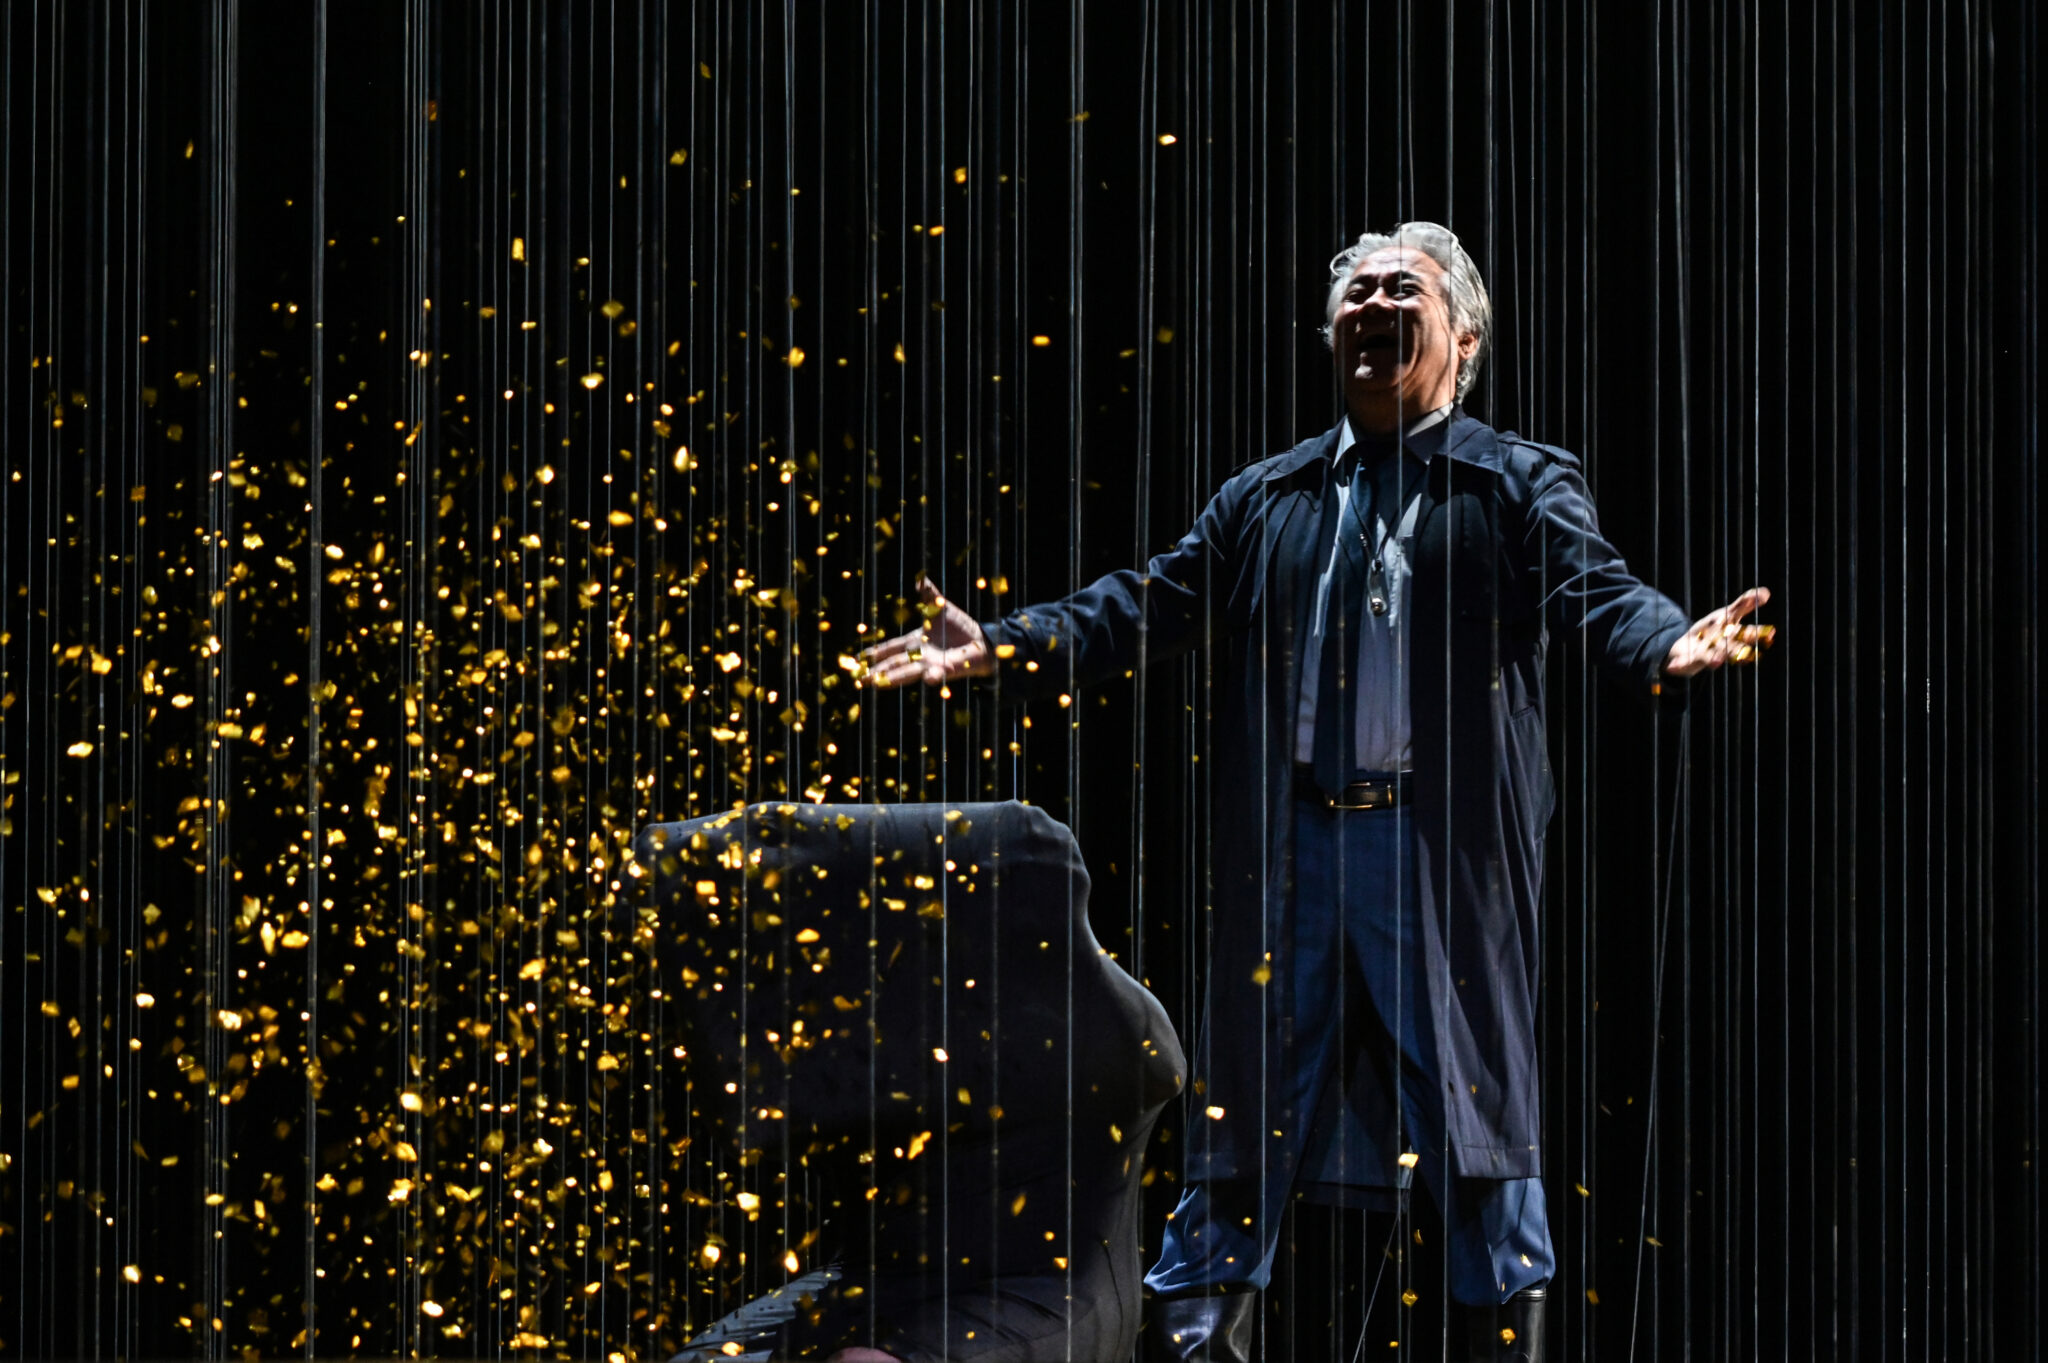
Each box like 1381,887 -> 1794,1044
1663,586 -> 1777,678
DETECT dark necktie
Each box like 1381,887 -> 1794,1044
1312,436 -> 1399,796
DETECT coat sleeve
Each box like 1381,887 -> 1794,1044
977,470 -> 1254,706
1517,448 -> 1692,706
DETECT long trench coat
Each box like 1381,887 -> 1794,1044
978,408 -> 1690,1183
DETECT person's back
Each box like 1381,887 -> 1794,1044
637,800 -> 1184,1361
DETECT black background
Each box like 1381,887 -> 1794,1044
3,1 -> 2043,1358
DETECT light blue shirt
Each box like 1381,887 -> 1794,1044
1292,406 -> 1451,775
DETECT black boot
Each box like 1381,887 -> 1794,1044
1453,1286 -> 1545,1363
1146,1289 -> 1256,1363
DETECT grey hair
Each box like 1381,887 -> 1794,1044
1320,221 -> 1493,403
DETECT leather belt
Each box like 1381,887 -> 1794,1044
1298,768 -> 1412,811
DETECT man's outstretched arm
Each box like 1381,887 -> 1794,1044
859,471 -> 1255,701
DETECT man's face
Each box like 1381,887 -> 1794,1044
1331,246 -> 1478,420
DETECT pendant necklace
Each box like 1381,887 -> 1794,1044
1358,470 -> 1397,616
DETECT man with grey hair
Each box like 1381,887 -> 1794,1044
866,222 -> 1772,1361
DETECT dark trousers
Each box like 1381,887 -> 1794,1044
1146,791 -> 1553,1306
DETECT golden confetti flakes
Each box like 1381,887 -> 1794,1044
65,741 -> 93,758
786,344 -> 806,367
700,1242 -> 722,1266
1158,133 -> 1179,145
421,1301 -> 444,1319
134,992 -> 155,1009
122,1265 -> 141,1284
1031,334 -> 1051,347
904,1130 -> 932,1160
1205,1106 -> 1226,1120
932,1047 -> 949,1063
783,1251 -> 801,1273
893,341 -> 907,363
581,372 -> 604,389
511,235 -> 525,261
398,1090 -> 423,1112
670,147 -> 688,164
735,1192 -> 761,1212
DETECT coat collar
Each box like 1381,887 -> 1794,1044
1260,405 -> 1502,485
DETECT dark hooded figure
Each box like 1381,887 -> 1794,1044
637,799 -> 1185,1362
864,223 -> 1774,1361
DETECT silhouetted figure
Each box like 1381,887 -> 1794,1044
638,800 -> 1185,1362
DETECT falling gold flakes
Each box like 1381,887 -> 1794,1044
580,372 -> 604,389
511,236 -> 525,261
1204,1106 -> 1226,1120
1158,133 -> 1178,145
1031,334 -> 1051,347
65,741 -> 93,758
735,1192 -> 761,1212
122,1265 -> 141,1284
786,344 -> 806,368
422,1301 -> 445,1318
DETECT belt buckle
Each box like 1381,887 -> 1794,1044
1329,780 -> 1392,811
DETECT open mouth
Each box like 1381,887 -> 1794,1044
1357,333 -> 1401,362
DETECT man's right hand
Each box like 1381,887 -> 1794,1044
859,578 -> 994,689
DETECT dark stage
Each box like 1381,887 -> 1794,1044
2,1 -> 2043,1358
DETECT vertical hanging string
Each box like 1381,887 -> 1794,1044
301,1 -> 326,1355
1063,0 -> 1085,1347
200,6 -> 239,1357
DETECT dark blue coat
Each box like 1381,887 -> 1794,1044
979,409 -> 1691,1182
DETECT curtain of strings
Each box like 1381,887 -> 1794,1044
0,2 -> 2039,1360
